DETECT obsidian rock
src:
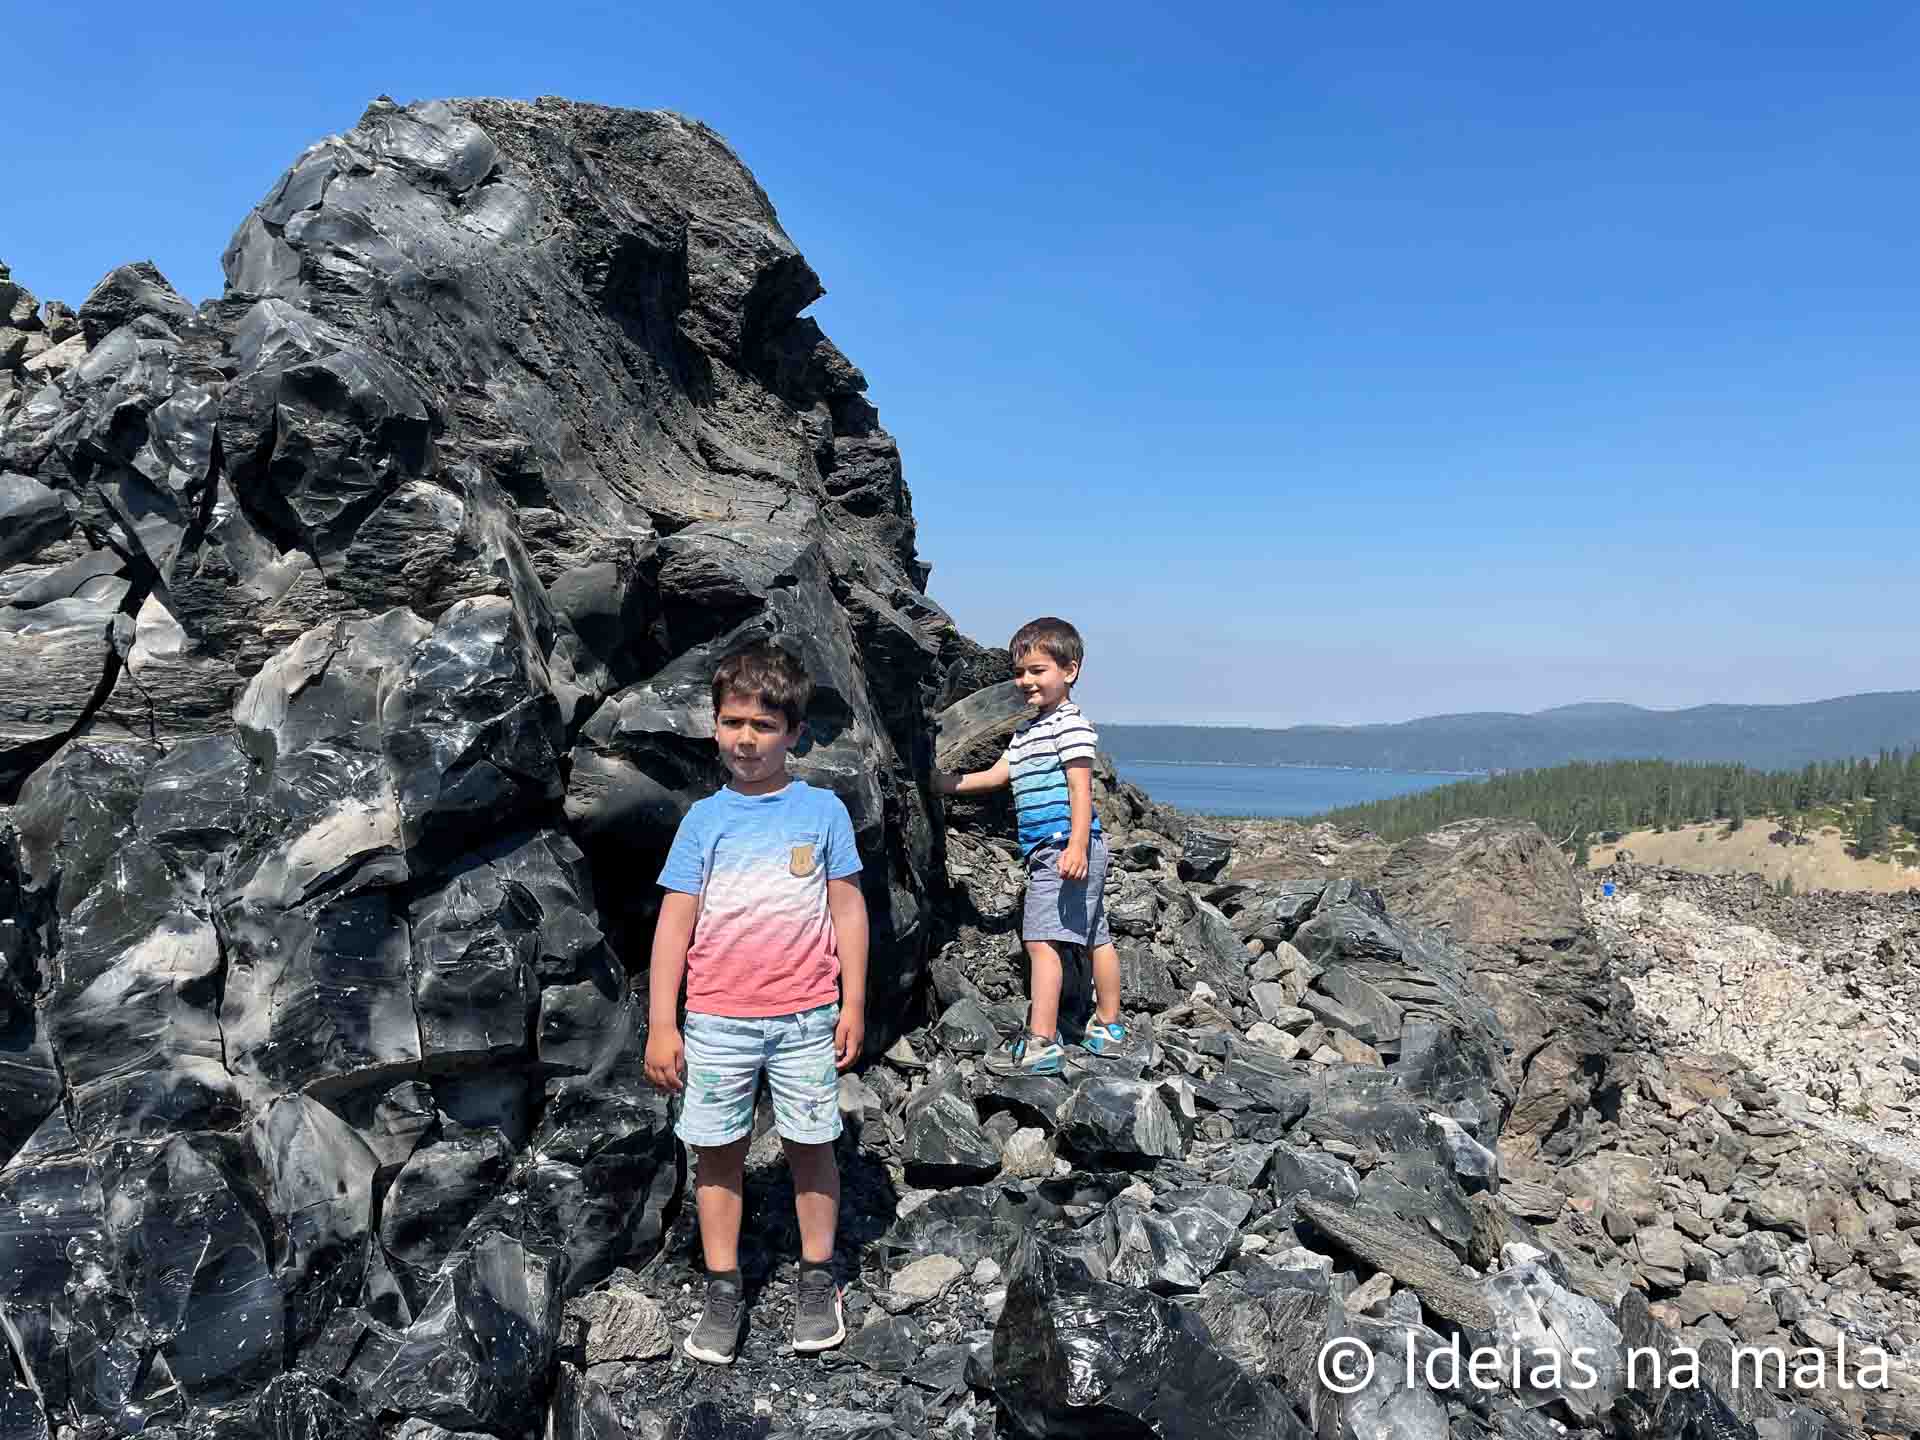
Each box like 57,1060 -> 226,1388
903,1085 -> 1002,1185
844,1314 -> 923,1374
879,1187 -> 1021,1269
992,1232 -> 1311,1439
973,1071 -> 1070,1134
933,996 -> 1003,1055
0,93 -> 944,1436
1176,828 -> 1232,884
1104,1185 -> 1252,1294
75,260 -> 199,347
1057,1078 -> 1185,1165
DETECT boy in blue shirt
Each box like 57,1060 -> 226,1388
935,616 -> 1128,1074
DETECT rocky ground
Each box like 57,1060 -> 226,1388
1589,864 -> 1920,1138
528,785 -> 1920,1440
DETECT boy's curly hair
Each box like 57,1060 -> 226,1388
710,641 -> 812,730
1008,616 -> 1084,671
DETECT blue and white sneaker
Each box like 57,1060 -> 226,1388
1067,1021 -> 1135,1073
983,1032 -> 1064,1077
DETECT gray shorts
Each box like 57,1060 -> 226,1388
1022,834 -> 1112,947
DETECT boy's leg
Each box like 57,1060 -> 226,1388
784,1139 -> 839,1265
1024,940 -> 1065,1040
684,1141 -> 749,1365
1090,941 -> 1123,1026
1076,840 -> 1132,1059
691,1138 -> 750,1273
765,1005 -> 847,1352
981,939 -> 1067,1075
986,845 -> 1073,1074
762,1004 -> 843,1255
676,1013 -> 763,1264
787,1143 -> 845,1353
1083,832 -> 1119,1027
1019,842 -> 1072,1041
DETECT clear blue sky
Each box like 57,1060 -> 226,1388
8,3 -> 1917,725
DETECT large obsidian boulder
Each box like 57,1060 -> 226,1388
1370,820 -> 1636,1160
0,95 -> 953,1436
992,1232 -> 1312,1439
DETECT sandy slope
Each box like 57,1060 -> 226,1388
1587,817 -> 1920,892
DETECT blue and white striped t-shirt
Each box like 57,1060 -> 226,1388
1007,701 -> 1103,856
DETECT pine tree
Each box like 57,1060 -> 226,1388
1795,766 -> 1817,813
1729,789 -> 1745,831
1855,799 -> 1888,857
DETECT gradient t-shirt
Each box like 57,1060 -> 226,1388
658,779 -> 863,1018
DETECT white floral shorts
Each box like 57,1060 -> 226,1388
675,1003 -> 843,1147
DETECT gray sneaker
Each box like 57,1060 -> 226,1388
684,1273 -> 744,1365
791,1264 -> 845,1353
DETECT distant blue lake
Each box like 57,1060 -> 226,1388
1114,761 -> 1472,819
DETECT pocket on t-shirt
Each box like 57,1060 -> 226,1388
784,830 -> 829,879
783,840 -> 814,887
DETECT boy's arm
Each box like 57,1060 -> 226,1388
1060,758 -> 1095,880
827,876 -> 869,1069
644,891 -> 698,1091
935,752 -> 1009,796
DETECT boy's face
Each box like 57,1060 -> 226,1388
715,691 -> 802,793
1012,647 -> 1078,711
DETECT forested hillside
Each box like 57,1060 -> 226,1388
1318,749 -> 1920,859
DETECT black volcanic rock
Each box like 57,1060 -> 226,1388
0,473 -> 72,570
75,260 -> 199,347
1,93 -> 946,995
992,1232 -> 1312,1440
903,1082 -> 1002,1185
0,94 -> 947,1437
1369,820 -> 1634,1157
1057,1078 -> 1184,1165
1104,1184 -> 1251,1294
1177,827 -> 1232,884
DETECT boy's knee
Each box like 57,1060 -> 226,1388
690,1136 -> 749,1172
782,1137 -> 838,1172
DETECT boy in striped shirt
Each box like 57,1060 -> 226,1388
936,616 -> 1129,1074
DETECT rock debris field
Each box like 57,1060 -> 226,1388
3,94 -> 1920,1440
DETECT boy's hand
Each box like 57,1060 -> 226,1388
932,770 -> 957,796
834,1007 -> 865,1071
644,1025 -> 685,1092
1059,842 -> 1089,881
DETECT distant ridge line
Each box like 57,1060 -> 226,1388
1102,689 -> 1920,774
